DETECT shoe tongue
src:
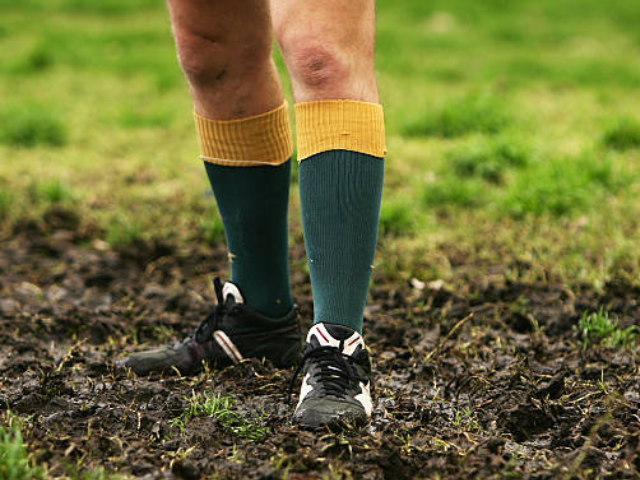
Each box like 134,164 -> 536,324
222,282 -> 244,305
307,323 -> 364,356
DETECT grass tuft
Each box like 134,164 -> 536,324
423,175 -> 487,209
405,92 -> 511,138
0,412 -> 44,480
0,104 -> 66,148
576,307 -> 640,349
449,136 -> 530,184
0,188 -> 13,219
13,44 -> 55,74
171,390 -> 269,441
106,213 -> 143,247
199,208 -> 225,246
30,180 -> 74,205
602,116 -> 640,151
499,154 -> 620,218
380,196 -> 415,237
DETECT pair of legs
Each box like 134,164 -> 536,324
171,0 -> 378,117
172,0 -> 382,330
123,0 -> 385,428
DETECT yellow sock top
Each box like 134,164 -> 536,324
295,100 -> 386,161
194,102 -> 293,166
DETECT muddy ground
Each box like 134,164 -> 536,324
1,207 -> 639,480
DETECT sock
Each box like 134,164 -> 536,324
296,100 -> 385,334
195,102 -> 294,318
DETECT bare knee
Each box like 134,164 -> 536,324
174,28 -> 272,90
174,30 -> 228,87
277,31 -> 377,101
285,43 -> 348,92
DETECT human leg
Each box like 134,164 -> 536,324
171,0 -> 293,317
121,0 -> 300,375
272,0 -> 384,427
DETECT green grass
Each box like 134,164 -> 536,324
0,104 -> 66,148
602,116 -> 640,151
30,180 -> 74,205
423,175 -> 487,209
199,205 -> 226,246
576,308 -> 640,349
498,153 -> 622,218
106,213 -> 143,247
448,135 -> 530,184
0,188 -> 12,219
0,0 -> 640,291
405,92 -> 512,138
171,390 -> 270,441
0,413 -> 43,480
379,196 -> 415,237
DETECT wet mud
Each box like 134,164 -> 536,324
1,208 -> 639,479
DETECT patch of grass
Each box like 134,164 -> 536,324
451,406 -> 482,432
9,44 -> 55,74
106,213 -> 143,247
449,136 -> 530,184
499,153 -> 621,218
29,180 -> 74,205
0,104 -> 66,148
199,209 -> 225,246
380,195 -> 415,237
423,175 -> 487,209
0,412 -> 44,480
405,92 -> 511,138
116,108 -> 173,129
0,188 -> 13,219
576,308 -> 640,349
171,390 -> 269,441
60,0 -> 161,15
602,116 -> 640,151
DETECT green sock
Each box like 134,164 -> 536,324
204,160 -> 293,317
299,151 -> 384,333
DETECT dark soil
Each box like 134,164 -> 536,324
1,209 -> 639,480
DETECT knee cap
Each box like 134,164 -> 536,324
175,32 -> 228,86
286,44 -> 347,91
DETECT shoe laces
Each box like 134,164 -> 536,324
183,278 -> 227,345
288,345 -> 366,402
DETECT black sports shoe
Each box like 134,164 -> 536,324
290,323 -> 372,429
119,278 -> 301,375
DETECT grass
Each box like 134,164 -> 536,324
379,196 -> 415,237
0,0 -> 639,298
0,104 -> 66,148
576,308 -> 640,349
30,180 -> 74,205
171,390 -> 270,441
451,406 -> 482,432
0,188 -> 12,219
448,136 -> 530,184
404,92 -> 512,138
498,153 -> 621,218
106,213 -> 143,247
199,206 -> 225,246
602,116 -> 640,151
0,412 -> 43,480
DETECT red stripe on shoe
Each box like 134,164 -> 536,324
316,327 -> 330,344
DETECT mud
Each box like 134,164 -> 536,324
1,208 -> 639,479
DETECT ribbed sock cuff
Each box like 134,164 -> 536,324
295,100 -> 386,161
195,102 -> 293,167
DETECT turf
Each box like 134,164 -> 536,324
1,0 -> 640,478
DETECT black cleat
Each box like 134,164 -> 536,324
118,278 -> 301,375
290,323 -> 372,429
